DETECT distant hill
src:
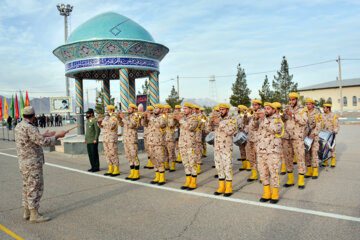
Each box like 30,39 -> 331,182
160,98 -> 219,107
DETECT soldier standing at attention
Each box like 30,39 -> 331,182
237,105 -> 249,171
163,105 -> 179,172
250,103 -> 283,204
98,105 -> 120,177
193,105 -> 205,174
15,106 -> 67,223
85,108 -> 100,172
321,103 -> 339,167
118,104 -> 140,180
143,106 -> 155,169
174,105 -> 183,163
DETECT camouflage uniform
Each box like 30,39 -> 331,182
119,113 -> 139,166
194,113 -> 205,165
99,113 -> 119,166
237,114 -> 248,159
15,119 -> 56,210
164,117 -> 179,164
322,112 -> 340,158
143,118 -> 150,157
250,114 -> 283,187
305,109 -> 323,168
244,109 -> 263,170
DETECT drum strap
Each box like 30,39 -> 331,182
316,113 -> 323,129
274,118 -> 284,138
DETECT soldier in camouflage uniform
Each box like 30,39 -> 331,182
250,103 -> 283,204
283,92 -> 308,189
15,106 -> 67,223
192,105 -> 205,174
237,105 -> 249,171
143,106 -> 154,169
174,105 -> 182,163
142,104 -> 167,185
118,104 -> 140,180
206,103 -> 237,197
163,105 -> 179,172
98,105 -> 120,176
174,103 -> 199,190
272,102 -> 287,175
321,103 -> 340,167
304,99 -> 323,179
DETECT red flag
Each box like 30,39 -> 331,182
25,91 -> 30,107
15,94 -> 19,119
0,97 -> 2,120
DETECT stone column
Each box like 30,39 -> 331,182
103,79 -> 111,106
75,77 -> 85,135
129,76 -> 136,104
119,68 -> 130,111
149,71 -> 159,106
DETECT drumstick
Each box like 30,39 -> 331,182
65,125 -> 80,133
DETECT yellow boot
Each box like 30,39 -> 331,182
312,167 -> 319,179
224,181 -> 233,197
246,160 -> 251,171
29,209 -> 50,224
247,169 -> 258,182
132,166 -> 140,181
165,161 -> 170,170
284,172 -> 294,187
181,175 -> 192,189
104,165 -> 113,176
305,166 -> 313,178
23,206 -> 30,220
111,165 -> 120,176
169,161 -> 176,172
270,187 -> 279,204
293,155 -> 297,164
214,179 -> 225,195
151,171 -> 160,184
202,148 -> 207,157
280,163 -> 286,175
158,171 -> 166,185
331,157 -> 336,168
144,157 -> 154,169
176,154 -> 182,163
197,164 -> 202,174
214,172 -> 218,178
260,185 -> 271,202
298,174 -> 305,189
322,160 -> 329,167
188,175 -> 197,190
239,159 -> 247,171
125,166 -> 134,180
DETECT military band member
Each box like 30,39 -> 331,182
142,104 -> 167,185
321,104 -> 339,167
212,105 -> 220,170
174,103 -> 199,190
206,103 -> 237,197
304,99 -> 322,179
163,105 -> 179,172
250,103 -> 283,204
118,104 -> 140,180
143,106 -> 155,169
98,105 -> 120,176
283,92 -> 308,189
85,108 -> 100,172
15,106 -> 67,223
272,102 -> 287,175
174,105 -> 182,163
193,105 -> 205,174
200,107 -> 208,157
237,105 -> 249,171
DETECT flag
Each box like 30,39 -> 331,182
4,97 -> 8,119
0,97 -> 2,120
20,92 -> 25,118
10,95 -> 14,119
15,93 -> 19,119
25,91 -> 30,107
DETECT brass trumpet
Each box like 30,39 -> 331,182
279,109 -> 284,116
247,109 -> 254,117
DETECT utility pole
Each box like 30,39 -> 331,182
177,75 -> 180,97
86,89 -> 89,110
337,56 -> 343,116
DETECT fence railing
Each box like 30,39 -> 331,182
0,126 -> 15,141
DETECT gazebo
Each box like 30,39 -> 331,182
53,12 -> 169,134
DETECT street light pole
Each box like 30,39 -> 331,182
337,56 -> 343,117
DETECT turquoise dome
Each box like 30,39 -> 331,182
67,12 -> 155,43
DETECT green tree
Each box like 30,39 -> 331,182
299,95 -> 305,106
272,56 -> 298,104
327,97 -> 332,104
258,75 -> 274,103
318,97 -> 326,107
165,85 -> 183,109
137,79 -> 150,95
230,64 -> 251,107
203,106 -> 213,115
95,89 -> 115,115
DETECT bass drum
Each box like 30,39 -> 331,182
304,136 -> 314,152
233,132 -> 247,146
205,131 -> 215,145
318,130 -> 335,161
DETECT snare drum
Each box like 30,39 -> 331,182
205,132 -> 215,145
318,130 -> 335,161
233,132 -> 247,146
304,136 -> 314,152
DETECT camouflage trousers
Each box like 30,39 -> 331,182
258,153 -> 280,188
245,141 -> 257,170
194,142 -> 203,164
148,145 -> 165,172
283,139 -> 306,174
214,151 -> 232,181
180,147 -> 197,176
164,141 -> 176,162
330,143 -> 336,158
175,140 -> 179,155
144,137 -> 150,156
305,136 -> 319,167
239,143 -> 246,159
124,143 -> 139,166
20,166 -> 44,210
103,142 -> 119,166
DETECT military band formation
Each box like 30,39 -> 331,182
14,92 -> 339,223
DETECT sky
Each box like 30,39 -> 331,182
0,0 -> 359,106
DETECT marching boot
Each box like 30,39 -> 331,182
259,185 -> 271,202
144,157 -> 154,169
247,169 -> 258,182
312,167 -> 319,179
239,159 -> 247,171
29,209 -> 50,224
331,157 -> 336,167
212,164 -> 216,168
23,206 -> 30,220
188,175 -> 197,190
158,171 -> 166,185
322,160 -> 329,167
165,161 -> 170,170
298,174 -> 305,189
132,166 -> 140,181
214,179 -> 225,195
270,187 -> 279,204
176,154 -> 182,163
111,165 -> 120,177
214,172 -> 218,178
181,174 -> 192,189
280,163 -> 286,175
283,172 -> 295,187
246,160 -> 251,171
224,181 -> 233,197
151,171 -> 160,184
305,166 -> 313,178
169,161 -> 176,172
104,165 -> 114,176
202,148 -> 207,157
125,166 -> 135,180
293,155 -> 297,165
197,164 -> 202,174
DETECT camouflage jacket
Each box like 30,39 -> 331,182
244,109 -> 263,142
250,114 -> 283,154
98,113 -> 118,143
142,113 -> 167,146
235,114 -> 245,132
322,112 -> 340,133
178,114 -> 198,148
164,116 -> 179,142
307,108 -> 323,137
207,115 -> 237,152
119,113 -> 139,144
284,105 -> 308,140
15,119 -> 56,169
194,113 -> 206,143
